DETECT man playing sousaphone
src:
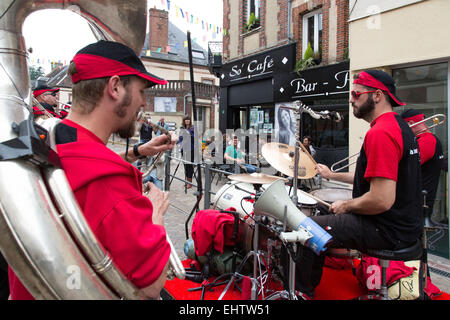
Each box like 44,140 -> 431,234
294,70 -> 423,298
9,40 -> 174,299
32,84 -> 61,120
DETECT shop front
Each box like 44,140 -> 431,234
273,61 -> 350,169
218,43 -> 296,134
219,43 -> 350,169
393,62 -> 449,258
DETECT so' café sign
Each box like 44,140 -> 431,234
219,44 -> 296,86
274,61 -> 350,102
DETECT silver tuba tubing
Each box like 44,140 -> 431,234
45,167 -> 141,299
0,160 -> 117,299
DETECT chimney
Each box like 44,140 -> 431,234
148,8 -> 169,53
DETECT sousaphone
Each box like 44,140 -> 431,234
0,0 -> 180,300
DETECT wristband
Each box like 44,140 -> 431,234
133,142 -> 146,159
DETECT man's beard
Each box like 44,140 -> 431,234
117,119 -> 136,139
353,95 -> 375,119
115,89 -> 136,139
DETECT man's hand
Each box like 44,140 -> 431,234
315,163 -> 333,179
330,200 -> 349,215
145,183 -> 169,226
315,163 -> 355,184
140,133 -> 176,157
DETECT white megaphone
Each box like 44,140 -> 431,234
253,180 -> 332,255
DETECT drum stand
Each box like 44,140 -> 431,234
218,183 -> 269,300
263,205 -> 308,300
218,214 -> 269,300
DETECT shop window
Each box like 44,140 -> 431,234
302,10 -> 323,63
192,50 -> 205,60
393,62 -> 448,258
301,102 -> 349,170
244,0 -> 260,32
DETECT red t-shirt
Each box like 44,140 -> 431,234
363,112 -> 404,182
417,132 -> 437,165
9,119 -> 170,299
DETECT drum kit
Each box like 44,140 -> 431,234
211,139 -> 354,300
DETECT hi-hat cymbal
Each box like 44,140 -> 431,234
261,142 -> 317,179
228,172 -> 288,185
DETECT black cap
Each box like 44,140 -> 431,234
400,108 -> 424,122
354,70 -> 406,107
70,40 -> 167,87
33,85 -> 59,98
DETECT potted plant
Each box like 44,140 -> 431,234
245,13 -> 260,32
294,42 -> 316,74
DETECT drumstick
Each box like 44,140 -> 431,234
297,189 -> 331,209
297,141 -> 317,166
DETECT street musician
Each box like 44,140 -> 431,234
296,70 -> 423,298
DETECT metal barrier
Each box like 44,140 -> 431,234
163,153 -> 242,211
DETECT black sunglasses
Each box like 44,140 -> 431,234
44,92 -> 58,97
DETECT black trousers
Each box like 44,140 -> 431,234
292,212 -> 395,295
182,149 -> 195,179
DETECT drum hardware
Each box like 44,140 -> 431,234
228,172 -> 288,185
300,189 -> 331,209
330,113 -> 447,173
253,180 -> 332,299
214,209 -> 256,300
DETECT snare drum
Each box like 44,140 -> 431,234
309,188 -> 353,203
260,184 -> 318,216
309,188 -> 353,215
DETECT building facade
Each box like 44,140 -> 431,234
349,0 -> 450,258
219,0 -> 350,168
142,8 -> 220,133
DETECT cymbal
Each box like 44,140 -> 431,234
228,172 -> 288,185
261,142 -> 317,179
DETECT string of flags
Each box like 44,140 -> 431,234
156,0 -> 227,37
30,0 -> 226,66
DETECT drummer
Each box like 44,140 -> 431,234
294,70 -> 423,298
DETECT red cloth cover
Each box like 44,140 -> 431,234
356,254 -> 415,289
191,208 -> 238,257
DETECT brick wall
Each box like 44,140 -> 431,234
291,0 -> 348,64
222,0 -> 348,64
277,0 -> 289,41
223,0 -> 230,60
148,8 -> 169,53
336,0 -> 349,61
